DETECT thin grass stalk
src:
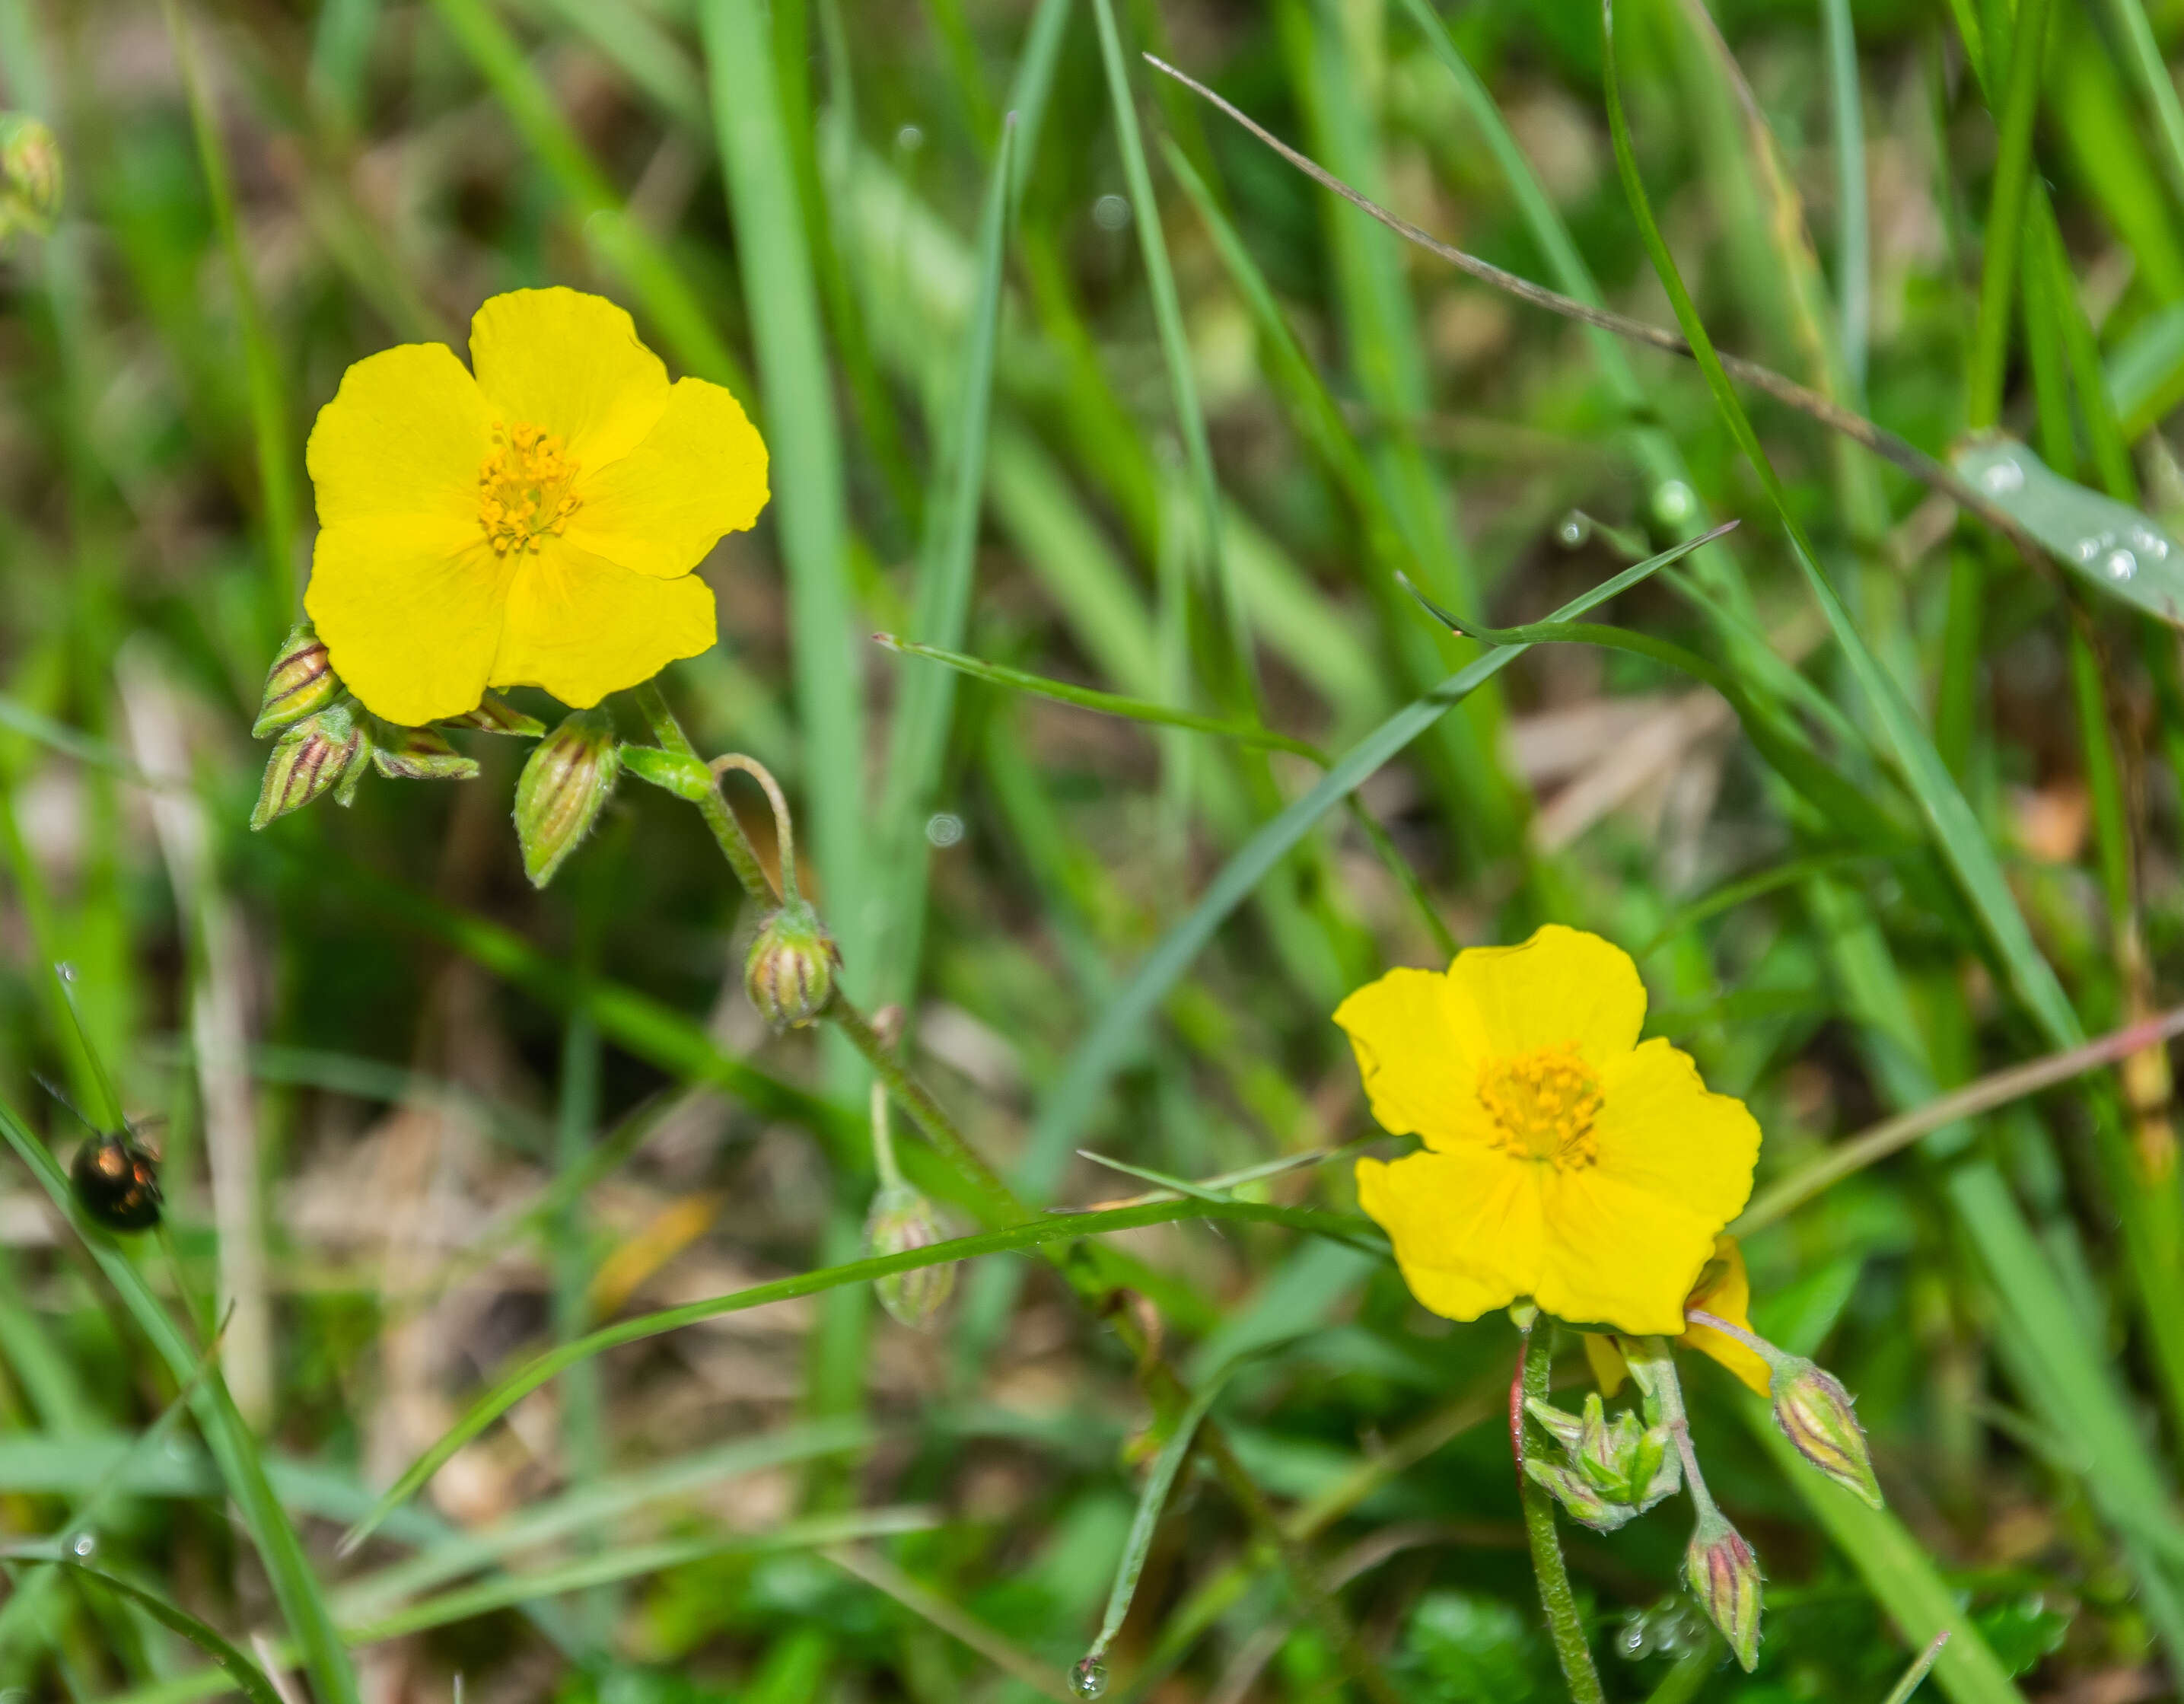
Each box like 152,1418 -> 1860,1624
1965,0 -> 2052,428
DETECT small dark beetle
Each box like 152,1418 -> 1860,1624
70,1129 -> 163,1232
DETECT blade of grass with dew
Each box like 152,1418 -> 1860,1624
702,0 -> 873,1000
871,120 -> 1014,1004
339,1194 -> 1371,1551
58,1565 -> 285,1704
1012,533 -> 1720,1200
0,1097 -> 361,1704
430,0 -> 751,402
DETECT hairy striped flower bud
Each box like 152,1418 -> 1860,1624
253,623 -> 342,736
250,699 -> 367,830
1524,1457 -> 1635,1533
744,900 -> 839,1029
0,113 -> 62,239
1685,1508 -> 1762,1671
867,1183 -> 954,1329
1771,1357 -> 1883,1509
513,709 -> 619,887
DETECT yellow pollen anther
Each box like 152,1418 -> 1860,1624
1476,1043 -> 1603,1169
477,420 -> 582,554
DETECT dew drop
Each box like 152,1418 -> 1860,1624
895,124 -> 925,153
2128,525 -> 2171,561
56,962 -> 75,983
1071,1657 -> 1110,1699
1614,1621 -> 1651,1660
1092,193 -> 1132,231
1555,511 -> 1590,548
69,1533 -> 95,1558
1979,457 -> 2025,495
2074,536 -> 2103,563
925,811 -> 964,848
1652,480 -> 1695,524
2107,548 -> 2138,581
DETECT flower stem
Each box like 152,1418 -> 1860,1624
1517,1320 -> 1607,1704
632,681 -> 1025,1231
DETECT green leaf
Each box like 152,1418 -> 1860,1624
1951,438 -> 2184,623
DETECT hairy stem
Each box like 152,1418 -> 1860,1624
1517,1321 -> 1606,1704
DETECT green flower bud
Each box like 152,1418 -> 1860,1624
252,623 -> 342,737
512,709 -> 619,887
1528,1393 -> 1679,1511
744,899 -> 839,1029
1684,1508 -> 1762,1672
1770,1357 -> 1883,1509
440,691 -> 546,737
370,721 -> 479,782
1524,1456 -> 1638,1533
0,113 -> 62,239
250,699 -> 367,830
867,1183 -> 954,1330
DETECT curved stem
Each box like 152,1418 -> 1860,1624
1516,1321 -> 1606,1704
632,682 -> 773,905
710,753 -> 800,903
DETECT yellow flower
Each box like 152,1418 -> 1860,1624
1584,1237 -> 1772,1396
303,288 -> 767,727
1339,925 -> 1760,1336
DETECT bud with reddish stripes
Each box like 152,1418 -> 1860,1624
1685,1507 -> 1762,1671
251,700 -> 367,830
1770,1357 -> 1883,1509
744,900 -> 839,1029
513,709 -> 620,887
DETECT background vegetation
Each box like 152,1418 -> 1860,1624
2,0 -> 2183,1698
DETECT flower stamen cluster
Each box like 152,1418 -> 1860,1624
478,420 -> 581,554
1479,1043 -> 1603,1169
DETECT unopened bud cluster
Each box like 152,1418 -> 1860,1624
1524,1392 -> 1679,1532
248,622 -> 556,831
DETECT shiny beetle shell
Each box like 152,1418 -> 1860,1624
71,1132 -> 162,1231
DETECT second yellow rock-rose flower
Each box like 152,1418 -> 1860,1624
303,287 -> 768,727
1339,925 -> 1760,1336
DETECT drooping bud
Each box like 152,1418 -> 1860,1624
1524,1457 -> 1635,1533
440,691 -> 546,737
512,709 -> 619,887
0,113 -> 62,239
866,1183 -> 954,1329
1684,1508 -> 1762,1671
744,899 -> 839,1029
252,622 -> 342,737
250,700 -> 367,830
370,721 -> 479,782
1770,1357 -> 1883,1509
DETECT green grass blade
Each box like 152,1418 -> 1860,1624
0,1099 -> 361,1704
703,0 -> 872,992
1087,1369 -> 1235,1664
431,0 -> 751,400
1013,534 -> 1715,1199
160,0 -> 298,635
2096,0 -> 2184,211
875,636 -> 1326,761
871,121 -> 1014,1002
1088,0 -> 1254,712
1964,0 -> 2052,428
1950,438 -> 2184,622
1823,0 -> 1869,400
59,1565 -> 285,1704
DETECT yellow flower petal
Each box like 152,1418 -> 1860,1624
489,544 -> 717,709
305,342 -> 489,530
1681,1236 -> 1771,1395
1333,967 -> 1491,1150
1356,1148 -> 1542,1321
566,377 -> 769,578
304,517 -> 514,727
1444,923 -> 1646,1069
1535,1164 -> 1733,1333
1594,1038 -> 1761,1231
470,288 -> 670,470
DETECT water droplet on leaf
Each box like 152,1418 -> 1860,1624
895,124 -> 925,152
1980,457 -> 2025,494
1555,512 -> 1590,548
70,1533 -> 95,1557
1071,1657 -> 1109,1699
1651,481 -> 1695,524
2107,549 -> 2138,581
1092,193 -> 1131,231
